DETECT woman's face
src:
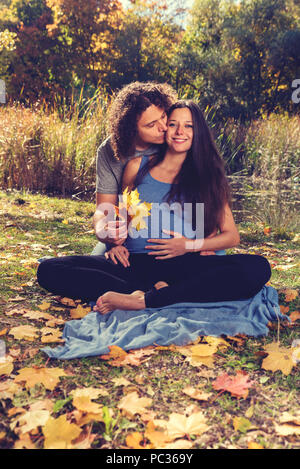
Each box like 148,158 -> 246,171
165,107 -> 194,154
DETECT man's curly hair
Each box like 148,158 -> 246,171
108,82 -> 177,161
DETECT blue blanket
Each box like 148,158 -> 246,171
41,286 -> 286,360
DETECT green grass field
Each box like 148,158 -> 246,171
0,189 -> 299,449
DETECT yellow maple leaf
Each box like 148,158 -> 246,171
72,396 -> 103,414
126,431 -> 150,449
11,410 -> 50,435
14,367 -> 68,390
261,342 -> 295,375
69,304 -> 91,319
71,387 -> 109,399
0,356 -> 14,376
117,391 -> 152,418
37,302 -> 52,311
58,297 -> 77,307
182,386 -> 211,401
154,411 -> 209,440
40,327 -> 63,343
9,325 -> 39,341
43,414 -> 82,449
175,337 -> 228,368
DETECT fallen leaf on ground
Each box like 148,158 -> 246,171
261,342 -> 295,375
126,432 -> 150,449
37,302 -> 52,311
11,409 -> 50,434
182,386 -> 211,401
14,367 -> 69,390
144,420 -> 173,448
111,377 -> 132,387
154,411 -> 209,440
56,297 -> 77,307
248,441 -> 264,449
290,310 -> 300,323
100,345 -> 156,367
40,327 -> 63,343
9,325 -> 39,341
42,414 -> 82,449
71,387 -> 109,399
0,356 -> 14,376
212,371 -> 255,399
274,411 -> 300,436
72,396 -> 103,414
283,289 -> 298,302
22,310 -> 65,326
69,304 -> 91,319
117,391 -> 152,418
14,433 -> 37,449
273,263 -> 298,271
233,416 -> 252,433
175,337 -> 229,368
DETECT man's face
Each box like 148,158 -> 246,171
135,105 -> 167,150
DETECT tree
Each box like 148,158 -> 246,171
45,0 -> 123,88
177,0 -> 300,121
105,0 -> 182,91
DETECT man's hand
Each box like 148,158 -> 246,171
96,219 -> 128,246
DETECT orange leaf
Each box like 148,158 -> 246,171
212,371 -> 255,399
126,432 -> 149,449
283,289 -> 298,302
290,310 -> 300,323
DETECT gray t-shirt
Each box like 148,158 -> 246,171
96,137 -> 160,194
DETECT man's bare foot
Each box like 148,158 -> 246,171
94,290 -> 145,315
154,281 -> 169,290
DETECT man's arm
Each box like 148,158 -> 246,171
93,193 -> 127,246
93,157 -> 142,245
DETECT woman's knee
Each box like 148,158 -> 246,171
242,255 -> 271,294
37,257 -> 67,289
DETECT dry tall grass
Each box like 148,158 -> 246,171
0,93 -> 108,197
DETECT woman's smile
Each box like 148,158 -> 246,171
166,107 -> 194,153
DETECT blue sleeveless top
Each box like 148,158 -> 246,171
123,155 -> 225,255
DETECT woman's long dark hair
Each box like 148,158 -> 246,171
133,100 -> 232,237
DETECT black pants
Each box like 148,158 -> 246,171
37,253 -> 271,308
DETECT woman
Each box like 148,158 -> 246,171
37,101 -> 271,313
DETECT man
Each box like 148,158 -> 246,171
92,81 -> 177,255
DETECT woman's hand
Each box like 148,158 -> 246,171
145,230 -> 189,259
105,245 -> 130,267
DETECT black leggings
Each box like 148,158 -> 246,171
37,253 -> 271,308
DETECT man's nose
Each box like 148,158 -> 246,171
158,119 -> 167,132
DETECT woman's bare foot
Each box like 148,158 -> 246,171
154,281 -> 169,290
94,290 -> 145,315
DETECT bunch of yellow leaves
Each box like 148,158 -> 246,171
116,187 -> 152,232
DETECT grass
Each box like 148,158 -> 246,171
0,189 -> 299,450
